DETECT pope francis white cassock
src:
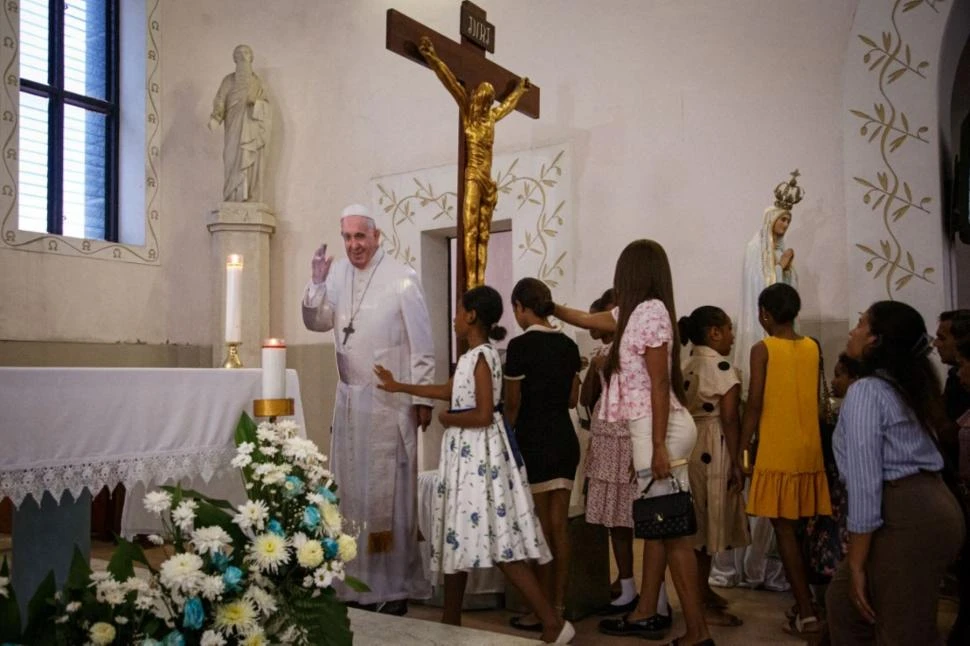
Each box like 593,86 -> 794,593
302,204 -> 435,610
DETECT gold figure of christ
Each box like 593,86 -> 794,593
418,36 -> 531,288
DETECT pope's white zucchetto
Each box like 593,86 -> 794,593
340,203 -> 372,220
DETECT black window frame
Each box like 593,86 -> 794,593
19,0 -> 121,241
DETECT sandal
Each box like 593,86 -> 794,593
783,614 -> 821,640
509,615 -> 543,632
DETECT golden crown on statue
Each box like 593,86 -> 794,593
773,169 -> 805,211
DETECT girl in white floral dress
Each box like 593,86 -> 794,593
374,285 -> 574,645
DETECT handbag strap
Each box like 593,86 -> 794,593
639,458 -> 689,496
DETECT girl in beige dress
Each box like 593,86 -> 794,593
679,306 -> 751,627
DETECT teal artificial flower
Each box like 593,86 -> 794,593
162,631 -> 186,646
223,566 -> 243,592
182,597 -> 204,630
317,486 -> 338,503
210,551 -> 229,572
322,537 -> 339,560
284,475 -> 305,497
267,519 -> 285,536
302,505 -> 321,530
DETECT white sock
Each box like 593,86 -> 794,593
611,577 -> 638,606
657,582 -> 670,616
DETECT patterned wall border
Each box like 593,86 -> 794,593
0,0 -> 161,264
371,143 -> 574,296
847,0 -> 944,299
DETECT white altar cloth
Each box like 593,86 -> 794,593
0,367 -> 305,508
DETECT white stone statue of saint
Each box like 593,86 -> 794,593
732,169 -> 805,395
208,44 -> 272,204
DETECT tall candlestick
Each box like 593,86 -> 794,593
225,254 -> 243,343
262,338 -> 286,399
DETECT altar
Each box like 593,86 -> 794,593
0,366 -> 304,608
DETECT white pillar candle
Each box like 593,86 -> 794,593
262,338 -> 287,399
225,254 -> 243,343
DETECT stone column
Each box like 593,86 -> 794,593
207,202 -> 276,368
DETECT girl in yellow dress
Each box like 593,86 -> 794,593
739,283 -> 831,638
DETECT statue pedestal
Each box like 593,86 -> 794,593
207,202 -> 277,368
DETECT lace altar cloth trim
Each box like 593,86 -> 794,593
0,447 -> 237,508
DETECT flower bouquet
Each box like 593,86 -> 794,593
0,413 -> 366,645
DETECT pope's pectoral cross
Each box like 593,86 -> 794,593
342,321 -> 355,345
386,1 -> 539,310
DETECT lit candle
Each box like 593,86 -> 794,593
225,254 -> 243,343
262,338 -> 287,399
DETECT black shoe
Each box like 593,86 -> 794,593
596,595 -> 640,615
376,599 -> 408,616
599,613 -> 672,640
346,601 -> 378,612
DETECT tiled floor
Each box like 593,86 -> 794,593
5,537 -> 958,645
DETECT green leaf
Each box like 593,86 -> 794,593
882,31 -> 891,51
892,205 -> 911,221
877,172 -> 888,190
343,575 -> 371,593
235,412 -> 258,447
895,274 -> 914,290
875,103 -> 886,121
889,134 -> 907,152
903,0 -> 923,12
287,588 -> 353,646
874,262 -> 888,279
858,34 -> 877,48
108,537 -> 151,581
869,55 -> 885,71
880,239 -> 892,256
872,194 -> 885,209
900,112 -> 909,132
903,182 -> 913,202
868,125 -> 882,142
65,547 -> 93,592
855,243 -> 877,256
21,572 -> 57,644
906,251 -> 915,270
0,558 -> 22,642
850,109 -> 872,120
853,177 -> 875,188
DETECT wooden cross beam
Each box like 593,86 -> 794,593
386,2 -> 540,315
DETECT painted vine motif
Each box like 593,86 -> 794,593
849,0 -> 942,297
375,149 -> 568,289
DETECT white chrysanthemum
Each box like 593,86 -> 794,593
241,630 -> 268,646
192,526 -> 232,555
147,533 -> 165,546
237,441 -> 256,455
320,501 -> 342,535
65,600 -> 81,613
296,540 -> 324,569
88,621 -> 116,645
143,490 -> 173,515
172,499 -> 198,532
231,453 -> 253,469
249,533 -> 289,573
214,598 -> 259,637
159,553 -> 204,593
253,463 -> 288,486
114,616 -> 128,625
259,445 -> 279,458
123,576 -> 151,595
337,534 -> 358,562
95,580 -> 126,606
233,500 -> 269,532
200,630 -> 227,646
312,566 -> 333,588
289,531 -> 309,550
89,571 -> 112,584
55,615 -> 68,624
200,574 -> 226,601
256,424 -> 278,444
244,586 -> 277,617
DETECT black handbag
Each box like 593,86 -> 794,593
633,475 -> 698,540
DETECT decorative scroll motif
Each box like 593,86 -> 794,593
0,447 -> 236,508
0,0 -> 161,264
373,144 -> 572,293
848,0 -> 942,297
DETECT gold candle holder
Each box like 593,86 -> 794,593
253,398 -> 295,419
223,342 -> 243,369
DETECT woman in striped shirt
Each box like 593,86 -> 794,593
826,301 -> 965,645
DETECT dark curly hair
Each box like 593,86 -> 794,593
462,285 -> 507,341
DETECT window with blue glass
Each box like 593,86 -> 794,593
19,0 -> 119,241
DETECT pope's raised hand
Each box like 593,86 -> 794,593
311,243 -> 333,285
373,364 -> 399,393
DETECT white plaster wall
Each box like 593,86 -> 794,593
0,0 -> 858,347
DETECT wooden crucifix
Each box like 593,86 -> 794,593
386,1 -> 540,306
